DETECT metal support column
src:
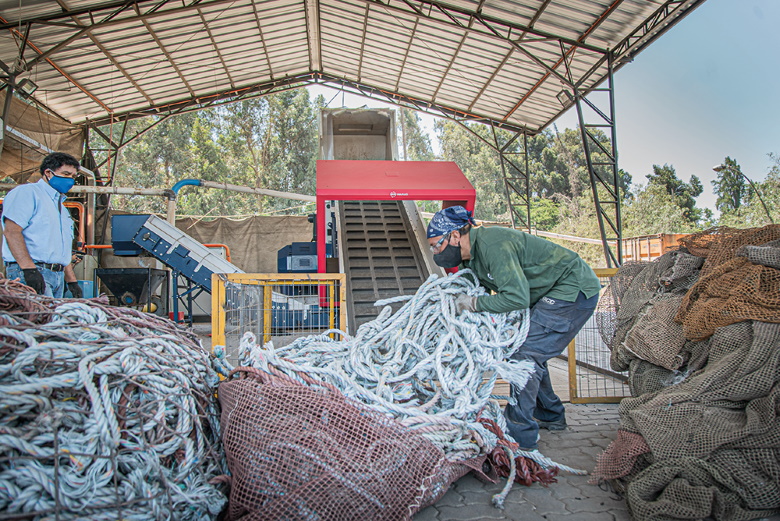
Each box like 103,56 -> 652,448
573,55 -> 622,267
498,130 -> 531,231
453,121 -> 531,230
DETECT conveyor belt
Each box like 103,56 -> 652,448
338,200 -> 431,333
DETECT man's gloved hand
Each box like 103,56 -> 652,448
67,281 -> 83,299
454,293 -> 477,314
22,268 -> 45,295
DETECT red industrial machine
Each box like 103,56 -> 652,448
315,159 -> 476,273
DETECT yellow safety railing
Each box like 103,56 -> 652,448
212,273 -> 347,366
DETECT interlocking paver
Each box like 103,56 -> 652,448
435,503 -> 515,520
434,487 -> 464,508
413,403 -> 628,520
412,504 -> 440,521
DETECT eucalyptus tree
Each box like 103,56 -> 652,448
718,152 -> 779,227
433,119 -> 506,221
711,156 -> 747,214
398,108 -> 435,161
645,164 -> 705,224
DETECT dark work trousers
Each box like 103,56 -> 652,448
504,291 -> 599,449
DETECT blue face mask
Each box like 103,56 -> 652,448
48,174 -> 76,194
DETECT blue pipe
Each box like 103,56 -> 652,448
171,179 -> 201,194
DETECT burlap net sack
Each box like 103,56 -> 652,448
218,368 -> 491,521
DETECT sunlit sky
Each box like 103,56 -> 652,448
309,0 -> 779,213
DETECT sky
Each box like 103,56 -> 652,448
308,0 -> 780,213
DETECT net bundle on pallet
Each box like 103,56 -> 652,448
0,276 -> 228,520
216,270 -> 580,521
592,225 -> 780,521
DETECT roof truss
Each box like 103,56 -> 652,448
0,0 -> 705,132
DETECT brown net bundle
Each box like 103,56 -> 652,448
0,275 -> 228,520
676,225 -> 780,341
218,367 -> 484,521
592,226 -> 780,520
0,275 -> 54,325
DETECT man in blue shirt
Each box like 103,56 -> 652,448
3,152 -> 82,298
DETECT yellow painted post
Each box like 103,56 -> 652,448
211,273 -> 226,350
567,338 -> 578,402
328,281 -> 336,333
263,283 -> 272,344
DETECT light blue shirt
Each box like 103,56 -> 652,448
2,178 -> 74,266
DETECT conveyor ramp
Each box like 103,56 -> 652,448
128,214 -> 244,291
338,200 -> 431,333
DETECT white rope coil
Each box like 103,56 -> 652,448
0,299 -> 227,520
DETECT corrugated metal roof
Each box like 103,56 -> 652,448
0,0 -> 705,132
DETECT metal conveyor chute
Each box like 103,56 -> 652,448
337,200 -> 433,333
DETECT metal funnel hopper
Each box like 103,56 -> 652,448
95,268 -> 168,306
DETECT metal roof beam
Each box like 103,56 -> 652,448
611,0 -> 705,63
85,73 -> 318,127
0,15 -> 113,114
250,0 -> 275,80
197,6 -> 236,90
503,0 -> 624,121
139,14 -> 196,98
313,74 -> 533,134
1,0 -> 240,33
356,3 -> 371,83
370,0 -> 606,54
305,0 -> 322,72
0,0 -> 146,30
393,16 -> 418,93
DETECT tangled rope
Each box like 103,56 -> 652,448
237,271 -> 530,459
224,270 -> 584,507
0,279 -> 227,520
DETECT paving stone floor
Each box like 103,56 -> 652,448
413,403 -> 631,521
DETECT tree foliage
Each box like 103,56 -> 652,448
645,164 -> 705,224
711,156 -> 746,214
93,91 -> 774,268
718,153 -> 779,227
97,90 -> 324,217
398,108 -> 435,161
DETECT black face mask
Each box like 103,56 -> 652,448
433,241 -> 462,268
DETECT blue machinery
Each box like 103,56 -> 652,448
111,214 -> 243,322
111,214 -> 333,329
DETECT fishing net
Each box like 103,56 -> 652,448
592,227 -> 780,521
215,271 -> 583,520
0,275 -> 228,520
218,367 -> 484,521
676,225 -> 780,341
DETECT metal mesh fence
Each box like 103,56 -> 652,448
212,274 -> 347,367
567,268 -> 631,403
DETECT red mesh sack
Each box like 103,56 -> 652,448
218,368 -> 484,521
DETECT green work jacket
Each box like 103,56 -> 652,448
460,226 -> 601,313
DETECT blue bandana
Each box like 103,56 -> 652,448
426,206 -> 476,238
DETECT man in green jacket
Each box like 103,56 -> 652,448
426,205 -> 600,450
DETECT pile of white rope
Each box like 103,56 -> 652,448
0,299 -> 227,520
228,270 -> 585,508
238,271 -> 530,462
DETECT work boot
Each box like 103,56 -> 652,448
535,418 -> 567,431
